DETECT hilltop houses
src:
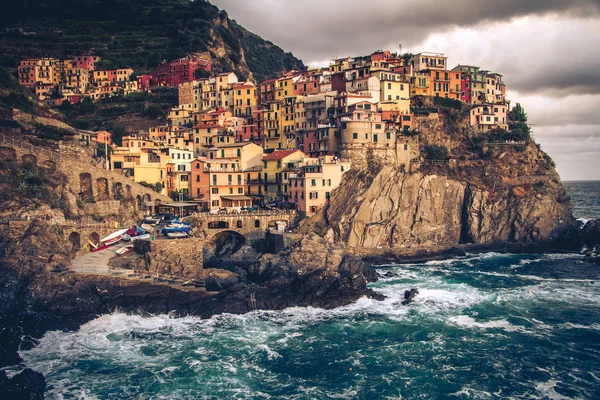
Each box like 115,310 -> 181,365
18,49 -> 512,214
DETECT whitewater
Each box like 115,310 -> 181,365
12,250 -> 600,399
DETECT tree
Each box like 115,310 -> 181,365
194,68 -> 211,79
108,122 -> 126,146
509,103 -> 527,123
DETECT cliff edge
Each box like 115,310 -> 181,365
304,102 -> 574,249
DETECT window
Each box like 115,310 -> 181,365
353,132 -> 358,139
211,188 -> 218,194
181,175 -> 189,182
375,124 -> 382,130
386,132 -> 391,140
404,144 -> 408,151
229,188 -> 233,194
196,175 -> 200,182
311,179 -> 316,186
255,220 -> 260,228
238,188 -> 243,194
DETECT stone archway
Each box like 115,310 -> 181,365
0,146 -> 16,161
68,231 -> 81,253
21,154 -> 37,169
211,230 -> 246,258
88,232 -> 100,251
114,182 -> 124,200
79,173 -> 94,202
96,178 -> 109,201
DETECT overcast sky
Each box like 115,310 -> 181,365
212,0 -> 600,180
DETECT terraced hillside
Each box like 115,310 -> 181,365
0,0 -> 304,83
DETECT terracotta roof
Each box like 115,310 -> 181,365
262,150 -> 301,161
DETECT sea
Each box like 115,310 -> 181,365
12,181 -> 600,399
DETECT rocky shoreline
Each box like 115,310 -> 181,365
1,219 -> 599,398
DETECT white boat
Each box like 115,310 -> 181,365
131,234 -> 151,241
100,228 -> 129,244
116,245 -> 134,256
167,232 -> 188,239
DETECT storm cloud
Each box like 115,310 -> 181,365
211,0 -> 600,180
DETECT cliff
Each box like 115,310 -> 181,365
0,0 -> 304,83
305,104 -> 574,249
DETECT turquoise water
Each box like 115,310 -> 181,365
14,182 -> 600,399
17,252 -> 600,399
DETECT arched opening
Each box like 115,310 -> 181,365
208,221 -> 229,229
41,160 -> 56,170
79,173 -> 94,202
96,177 -> 109,201
88,232 -> 100,251
114,182 -> 124,200
125,184 -> 133,199
68,231 -> 81,253
136,195 -> 143,210
212,230 -> 246,258
254,219 -> 261,228
0,146 -> 16,161
21,154 -> 37,169
236,220 -> 243,229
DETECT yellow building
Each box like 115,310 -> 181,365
261,149 -> 306,202
410,73 -> 430,97
133,151 -> 173,196
233,82 -> 258,118
282,96 -> 297,149
288,156 -> 351,216
263,101 -> 283,150
18,58 -> 60,87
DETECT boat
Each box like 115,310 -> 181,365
100,229 -> 129,244
104,236 -> 123,246
161,226 -> 191,236
131,234 -> 151,241
167,232 -> 188,239
166,223 -> 189,229
141,224 -> 154,232
116,245 -> 134,256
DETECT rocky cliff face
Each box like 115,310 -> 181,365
306,111 -> 574,249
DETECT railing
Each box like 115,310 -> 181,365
192,209 -> 296,218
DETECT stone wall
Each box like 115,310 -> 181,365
146,238 -> 205,279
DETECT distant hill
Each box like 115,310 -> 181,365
0,0 -> 305,83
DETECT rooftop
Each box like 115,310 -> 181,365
262,150 -> 302,161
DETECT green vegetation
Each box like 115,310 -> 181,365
0,0 -> 304,83
423,144 -> 450,160
139,181 -> 164,194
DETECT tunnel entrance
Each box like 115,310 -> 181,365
212,230 -> 246,258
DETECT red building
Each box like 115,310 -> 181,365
137,75 -> 152,92
460,73 -> 472,103
150,56 -> 211,87
73,55 -> 97,71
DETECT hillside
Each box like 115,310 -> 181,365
0,0 -> 304,83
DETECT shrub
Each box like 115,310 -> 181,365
423,144 -> 450,160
